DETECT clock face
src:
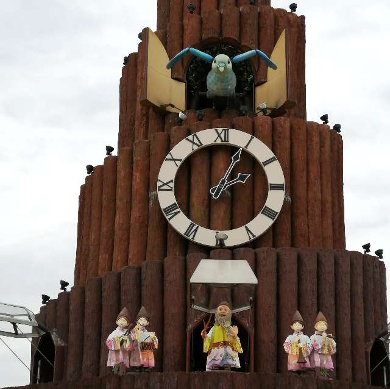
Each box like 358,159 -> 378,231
157,128 -> 285,248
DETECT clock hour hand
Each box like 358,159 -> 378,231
210,148 -> 243,199
210,173 -> 251,196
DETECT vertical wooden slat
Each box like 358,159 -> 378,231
66,287 -> 85,381
255,248 -> 277,373
98,156 -> 117,275
87,165 -> 103,279
272,117 -> 291,247
157,0 -> 170,31
147,107 -> 165,139
79,176 -> 93,286
240,5 -> 258,49
256,6 -> 274,84
307,122 -> 322,248
221,6 -> 240,44
46,299 -> 57,332
163,257 -> 186,371
142,260 -> 164,371
183,13 -> 202,48
120,265 -> 141,322
290,119 -> 308,248
253,116 -> 272,248
112,147 -> 133,271
167,126 -> 190,257
277,248 -> 298,373
298,249 -> 317,331
379,261 -> 388,331
363,254 -> 375,343
82,277 -> 102,378
350,251 -> 367,383
74,184 -> 85,285
335,251 -> 352,381
146,133 -> 170,261
319,125 -> 333,248
296,15 -> 306,119
99,272 -> 121,376
128,140 -> 150,265
202,10 -> 221,42
167,21 -> 184,80
373,258 -> 382,335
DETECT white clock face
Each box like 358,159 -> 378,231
157,128 -> 285,248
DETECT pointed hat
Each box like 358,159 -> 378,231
116,307 -> 131,323
291,310 -> 304,325
136,306 -> 150,321
314,311 -> 328,325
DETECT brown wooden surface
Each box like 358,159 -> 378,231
66,287 -> 85,381
277,248 -> 298,373
112,147 -> 133,271
57,292 -> 70,343
120,265 -> 141,322
319,125 -> 333,248
253,116 -> 272,248
201,0 -> 218,13
257,6 -> 274,84
255,248 -> 277,373
240,5 -> 258,49
202,10 -> 221,42
147,107 -> 165,139
79,176 -> 93,286
373,258 -> 383,335
221,6 -> 240,44
98,156 -> 117,276
99,272 -> 121,376
379,260 -> 388,331
307,122 -> 323,248
46,299 -> 57,331
167,126 -> 189,257
286,13 -> 299,118
290,119 -> 308,248
334,251 -> 352,381
183,13 -> 201,48
134,35 -> 149,139
141,260 -> 164,371
163,256 -> 186,371
350,251 -> 367,383
87,165 -> 103,279
128,140 -> 150,265
167,21 -> 184,80
220,0 -> 236,8
75,184 -> 85,285
82,277 -> 102,378
146,132 -> 170,261
272,117 -> 291,247
363,254 -> 375,343
296,15 -> 307,119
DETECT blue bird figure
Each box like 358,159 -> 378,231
166,47 -> 277,99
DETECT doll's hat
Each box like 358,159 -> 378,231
136,306 -> 150,321
291,310 -> 304,325
116,307 -> 131,323
314,311 -> 328,325
217,301 -> 231,310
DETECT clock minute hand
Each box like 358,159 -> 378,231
210,148 -> 243,199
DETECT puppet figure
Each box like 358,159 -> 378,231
310,311 -> 336,378
283,310 -> 312,372
202,301 -> 243,371
106,307 -> 133,375
130,306 -> 158,371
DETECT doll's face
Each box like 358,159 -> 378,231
291,321 -> 304,332
137,317 -> 149,327
116,317 -> 129,328
216,304 -> 231,317
314,321 -> 327,332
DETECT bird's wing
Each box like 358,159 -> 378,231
166,47 -> 213,69
232,49 -> 277,70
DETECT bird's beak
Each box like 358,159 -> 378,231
218,65 -> 225,72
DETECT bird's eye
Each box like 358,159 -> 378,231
214,60 -> 216,63
228,60 -> 230,64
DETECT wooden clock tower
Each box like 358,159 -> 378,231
11,1 -> 388,389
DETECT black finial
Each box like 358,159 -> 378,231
60,280 -> 69,292
362,243 -> 371,254
196,110 -> 205,121
42,294 -> 50,305
375,249 -> 384,259
86,165 -> 94,175
289,3 -> 297,12
187,3 -> 196,14
106,146 -> 114,156
332,124 -> 341,133
320,114 -> 329,124
123,56 -> 129,66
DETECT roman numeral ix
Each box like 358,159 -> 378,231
163,202 -> 181,221
157,179 -> 173,191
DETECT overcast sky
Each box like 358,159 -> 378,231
1,0 -> 389,387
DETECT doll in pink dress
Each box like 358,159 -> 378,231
106,307 -> 133,375
309,311 -> 336,378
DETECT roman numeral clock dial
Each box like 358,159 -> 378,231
157,128 -> 285,248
